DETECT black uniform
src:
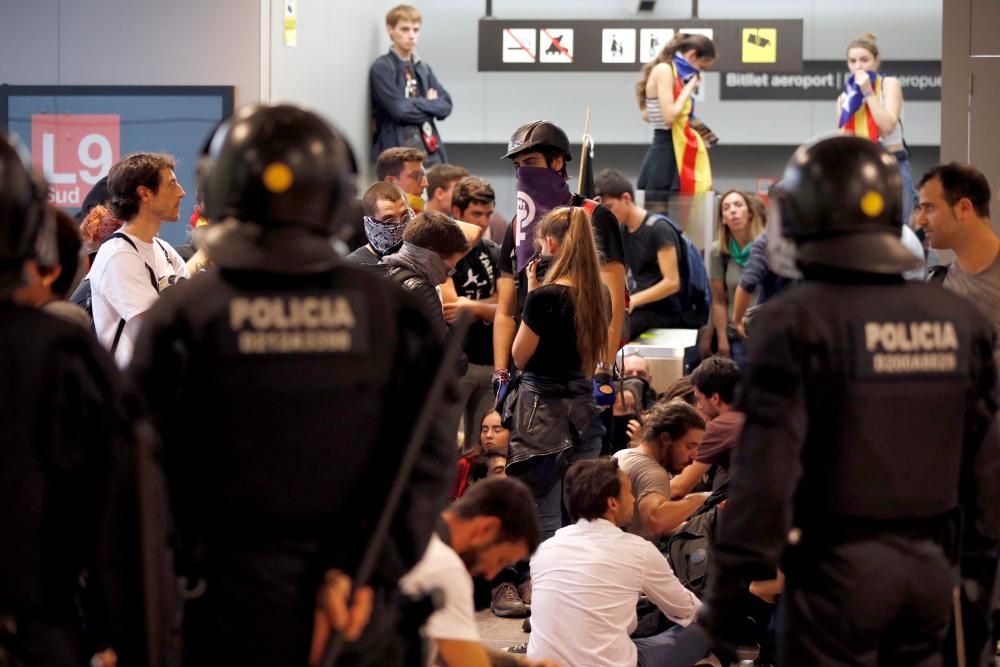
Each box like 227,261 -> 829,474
0,134 -> 151,666
710,277 -> 1000,664
703,137 -> 1000,666
1,304 -> 150,666
131,263 -> 453,665
129,104 -> 455,666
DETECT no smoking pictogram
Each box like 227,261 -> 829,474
502,28 -> 537,63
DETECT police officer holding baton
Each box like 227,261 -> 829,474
129,104 -> 455,666
701,136 -> 1000,665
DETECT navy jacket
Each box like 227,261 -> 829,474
370,49 -> 452,162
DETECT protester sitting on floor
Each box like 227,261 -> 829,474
614,400 -> 709,540
528,457 -> 707,666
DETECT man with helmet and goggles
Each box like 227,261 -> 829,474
701,136 -> 1000,666
128,104 -> 455,666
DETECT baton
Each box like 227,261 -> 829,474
321,312 -> 472,666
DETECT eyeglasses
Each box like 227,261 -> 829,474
402,170 -> 427,181
365,210 -> 414,227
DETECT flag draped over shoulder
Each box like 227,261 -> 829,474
839,70 -> 881,141
670,58 -> 712,194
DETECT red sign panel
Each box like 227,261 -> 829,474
31,114 -> 120,207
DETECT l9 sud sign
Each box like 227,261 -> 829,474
31,114 -> 120,206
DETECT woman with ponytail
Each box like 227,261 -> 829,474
838,32 -> 918,225
506,206 -> 610,541
635,32 -> 716,210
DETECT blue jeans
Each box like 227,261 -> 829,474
635,624 -> 711,667
535,433 -> 603,541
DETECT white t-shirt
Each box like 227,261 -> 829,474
528,518 -> 701,667
399,533 -> 479,660
87,232 -> 188,368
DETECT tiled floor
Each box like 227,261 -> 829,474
475,609 -> 526,653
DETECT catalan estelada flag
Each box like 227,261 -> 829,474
839,71 -> 881,142
670,59 -> 712,194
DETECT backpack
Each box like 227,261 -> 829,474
666,483 -> 728,596
70,232 -> 170,352
650,214 -> 711,328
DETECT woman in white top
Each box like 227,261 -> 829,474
635,33 -> 716,210
837,32 -> 918,226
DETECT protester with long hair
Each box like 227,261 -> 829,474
837,32 -> 917,225
635,32 -> 716,209
506,206 -> 610,542
700,190 -> 766,369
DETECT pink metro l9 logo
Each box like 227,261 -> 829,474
31,114 -> 121,207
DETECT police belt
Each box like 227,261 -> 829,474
797,510 -> 959,554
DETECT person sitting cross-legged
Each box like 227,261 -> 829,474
527,457 -> 708,667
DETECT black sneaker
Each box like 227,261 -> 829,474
491,582 -> 529,618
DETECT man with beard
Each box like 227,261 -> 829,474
613,400 -> 710,540
399,478 -> 558,667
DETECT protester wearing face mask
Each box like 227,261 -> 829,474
493,120 -> 627,459
348,182 -> 413,265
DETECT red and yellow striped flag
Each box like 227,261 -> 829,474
671,65 -> 712,194
842,76 -> 882,142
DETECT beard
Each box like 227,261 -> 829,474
661,442 -> 686,476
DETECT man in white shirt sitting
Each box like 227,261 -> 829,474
528,458 -> 709,667
88,152 -> 189,367
399,477 -> 559,667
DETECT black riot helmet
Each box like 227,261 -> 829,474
769,135 -> 921,275
200,104 -> 356,233
502,120 -> 572,162
0,135 -> 56,293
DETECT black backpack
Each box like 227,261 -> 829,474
665,482 -> 729,596
649,214 -> 712,329
70,232 -> 170,352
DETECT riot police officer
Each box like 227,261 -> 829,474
0,135 -> 149,665
128,105 -> 455,665
702,136 -> 1000,665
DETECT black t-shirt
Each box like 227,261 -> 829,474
453,239 -> 499,365
499,194 -> 625,316
521,284 -> 584,378
622,212 -> 681,318
346,241 -> 404,266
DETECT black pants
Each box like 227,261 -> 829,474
779,536 -> 956,666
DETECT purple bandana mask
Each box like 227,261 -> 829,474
513,167 -> 572,272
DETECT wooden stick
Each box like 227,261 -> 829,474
578,105 -> 592,186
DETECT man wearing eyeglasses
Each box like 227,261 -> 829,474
377,147 -> 430,213
349,182 -> 413,265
